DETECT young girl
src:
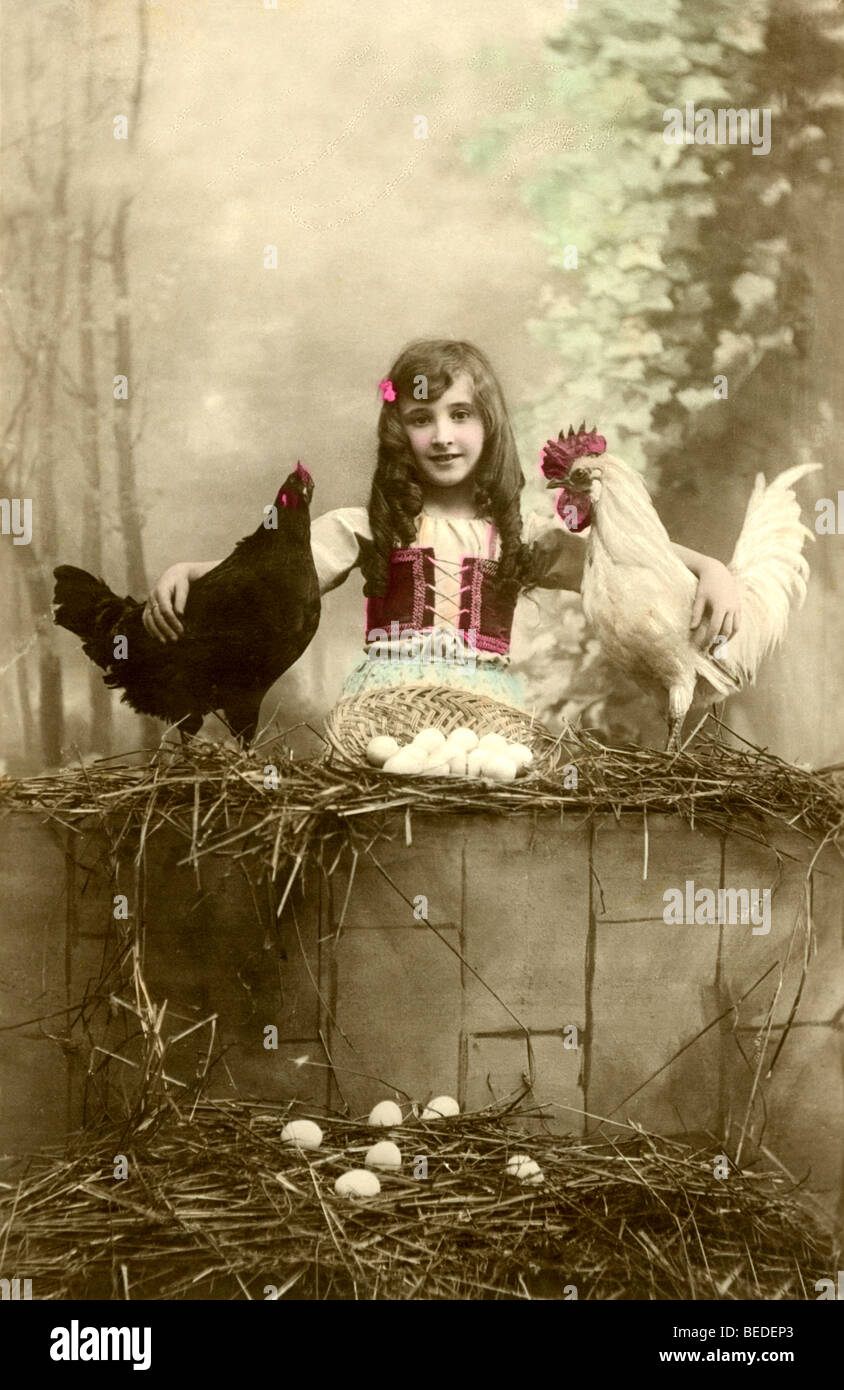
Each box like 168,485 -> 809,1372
143,339 -> 740,716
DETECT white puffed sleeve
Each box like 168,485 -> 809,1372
309,506 -> 371,597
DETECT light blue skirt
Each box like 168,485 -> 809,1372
340,652 -> 529,712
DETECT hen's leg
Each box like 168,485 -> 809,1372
221,695 -> 262,747
178,712 -> 204,744
665,679 -> 695,753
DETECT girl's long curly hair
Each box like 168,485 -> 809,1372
361,339 -> 536,600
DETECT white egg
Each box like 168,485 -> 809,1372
448,752 -> 468,777
382,750 -> 425,776
481,753 -> 518,783
281,1119 -> 323,1150
365,1140 -> 402,1171
505,1153 -> 544,1185
366,735 -> 400,767
466,749 -> 487,778
421,750 -> 452,777
448,727 -> 480,751
478,733 -> 509,751
505,743 -> 534,769
334,1169 -> 381,1199
368,1099 -> 403,1127
412,727 -> 448,752
421,1095 -> 460,1120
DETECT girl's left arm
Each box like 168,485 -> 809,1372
672,543 -> 742,649
525,514 -> 741,650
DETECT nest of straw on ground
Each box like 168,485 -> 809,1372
1,1099 -> 835,1301
1,728 -> 840,1301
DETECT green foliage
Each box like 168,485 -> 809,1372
462,0 -> 838,736
503,1 -> 772,478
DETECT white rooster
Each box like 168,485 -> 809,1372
552,451 -> 820,750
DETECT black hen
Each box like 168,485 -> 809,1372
53,463 -> 320,743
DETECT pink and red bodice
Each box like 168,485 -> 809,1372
364,525 -> 518,656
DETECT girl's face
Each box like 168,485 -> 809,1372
399,372 -> 485,492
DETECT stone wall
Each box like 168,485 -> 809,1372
1,807 -> 841,1232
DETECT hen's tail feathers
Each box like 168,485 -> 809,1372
724,462 -> 821,688
53,565 -> 126,669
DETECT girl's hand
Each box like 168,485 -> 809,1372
690,557 -> 742,651
143,563 -> 196,643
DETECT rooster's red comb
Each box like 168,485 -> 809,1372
541,425 -> 606,482
540,424 -> 604,534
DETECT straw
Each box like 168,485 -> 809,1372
3,726 -> 841,867
1,723 -> 840,1300
0,1099 -> 834,1301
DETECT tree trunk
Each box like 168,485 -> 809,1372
16,543 -> 63,768
110,195 -> 147,598
15,657 -> 37,766
79,203 -> 114,755
11,569 -> 38,766
109,0 -> 159,753
30,35 -> 71,768
78,5 -> 113,756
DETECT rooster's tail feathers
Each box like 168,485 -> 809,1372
725,463 -> 820,686
53,565 -> 126,667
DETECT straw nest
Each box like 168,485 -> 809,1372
1,1099 -> 835,1301
3,723 -> 842,876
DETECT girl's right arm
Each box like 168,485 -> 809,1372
143,560 -> 221,643
143,506 -> 369,643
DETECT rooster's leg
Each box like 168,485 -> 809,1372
666,718 -> 684,754
665,680 -> 695,753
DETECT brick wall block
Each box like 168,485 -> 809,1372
326,925 -> 462,1116
464,1031 -> 584,1134
720,826 -> 842,1028
327,811 -> 465,930
463,815 -> 590,1033
587,919 -> 721,1134
592,813 -> 723,922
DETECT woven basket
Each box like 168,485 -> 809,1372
323,684 -> 568,778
